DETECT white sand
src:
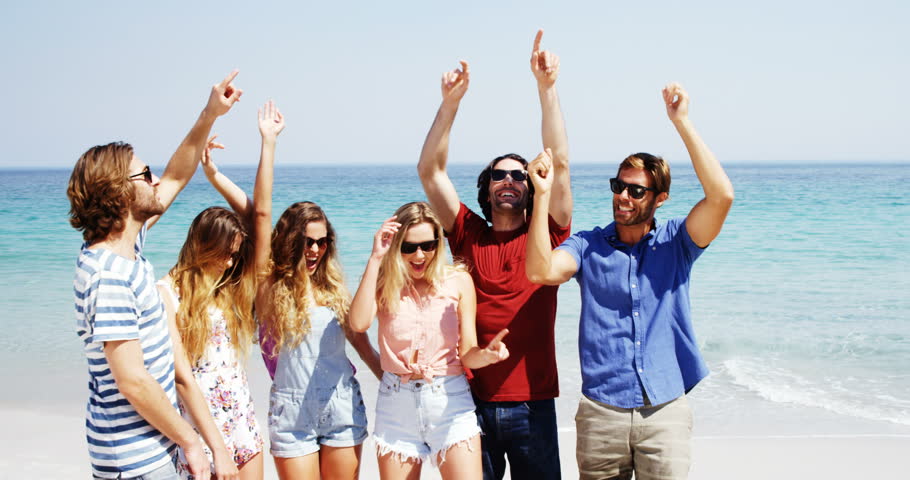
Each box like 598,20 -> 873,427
2,406 -> 907,479
4,350 -> 907,479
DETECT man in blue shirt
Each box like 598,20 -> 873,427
525,83 -> 734,480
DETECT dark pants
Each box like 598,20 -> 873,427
473,397 -> 561,480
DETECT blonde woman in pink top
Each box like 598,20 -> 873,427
350,202 -> 510,480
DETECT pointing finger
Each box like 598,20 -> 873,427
219,69 -> 239,89
489,328 -> 509,347
533,29 -> 543,53
459,60 -> 470,76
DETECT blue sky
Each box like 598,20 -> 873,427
1,1 -> 907,168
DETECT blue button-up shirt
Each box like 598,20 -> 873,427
557,217 -> 708,408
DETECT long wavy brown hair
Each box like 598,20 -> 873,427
263,202 -> 349,357
169,207 -> 256,365
67,142 -> 135,244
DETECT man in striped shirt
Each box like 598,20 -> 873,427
67,72 -> 243,479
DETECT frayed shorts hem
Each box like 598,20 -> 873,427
373,428 -> 481,467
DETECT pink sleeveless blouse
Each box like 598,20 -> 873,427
377,275 -> 464,382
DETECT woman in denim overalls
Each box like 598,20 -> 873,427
255,110 -> 381,479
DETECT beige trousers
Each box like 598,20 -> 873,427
575,394 -> 693,480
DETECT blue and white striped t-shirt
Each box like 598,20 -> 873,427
73,224 -> 178,478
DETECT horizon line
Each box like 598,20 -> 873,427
4,158 -> 910,171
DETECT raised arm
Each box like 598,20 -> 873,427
525,149 -> 579,285
417,61 -> 470,232
157,282 -> 238,480
455,271 -> 510,369
349,216 -> 400,333
253,100 -> 284,278
201,136 -> 253,220
663,83 -> 734,248
531,30 -> 572,227
149,70 -> 243,229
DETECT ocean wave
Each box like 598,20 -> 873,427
722,358 -> 910,426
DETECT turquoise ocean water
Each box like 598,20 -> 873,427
1,162 -> 908,438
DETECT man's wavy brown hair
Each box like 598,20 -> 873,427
67,142 -> 135,244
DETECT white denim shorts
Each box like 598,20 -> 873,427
373,372 -> 481,465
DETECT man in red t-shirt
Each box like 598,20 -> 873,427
417,31 -> 572,480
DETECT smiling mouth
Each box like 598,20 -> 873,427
305,256 -> 319,269
496,189 -> 520,200
409,260 -> 426,273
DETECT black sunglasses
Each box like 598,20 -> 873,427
609,178 -> 657,199
128,166 -> 153,183
305,236 -> 330,249
400,239 -> 438,254
490,169 -> 528,182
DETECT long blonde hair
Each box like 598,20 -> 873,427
377,202 -> 458,314
169,207 -> 256,365
263,202 -> 349,357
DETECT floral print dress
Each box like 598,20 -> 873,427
158,280 -> 264,478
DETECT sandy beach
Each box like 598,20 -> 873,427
2,406 -> 906,479
2,345 -> 907,479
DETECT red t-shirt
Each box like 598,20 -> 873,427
447,203 -> 570,401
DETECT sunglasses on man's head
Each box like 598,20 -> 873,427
490,169 -> 528,182
400,239 -> 438,254
128,166 -> 153,183
609,178 -> 657,199
305,236 -> 330,249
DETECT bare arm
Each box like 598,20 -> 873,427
149,70 -> 243,229
663,83 -> 734,248
417,61 -> 470,232
201,136 -> 253,220
525,150 -> 579,285
456,271 -> 509,369
104,339 -> 212,480
531,30 -> 572,227
348,217 -> 400,333
345,328 -> 383,380
158,283 -> 238,480
253,100 -> 284,278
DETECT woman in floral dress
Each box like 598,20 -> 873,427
157,101 -> 286,479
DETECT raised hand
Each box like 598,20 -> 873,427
371,216 -> 401,260
205,70 -> 243,117
530,30 -> 559,89
441,60 -> 470,107
527,148 -> 554,195
481,329 -> 510,364
663,82 -> 690,124
201,135 -> 226,178
258,99 -> 285,141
